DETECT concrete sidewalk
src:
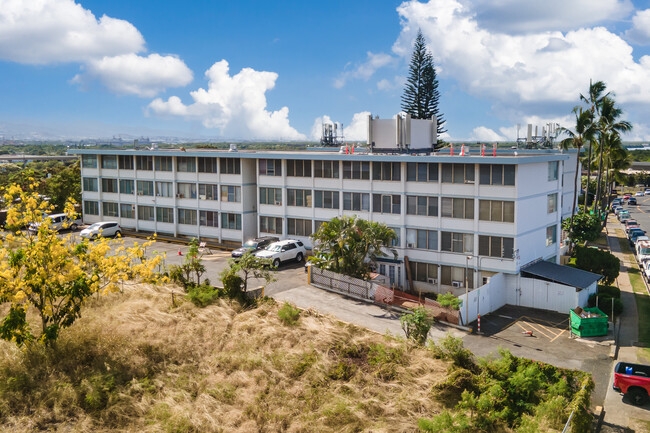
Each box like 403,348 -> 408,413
603,217 -> 650,428
272,285 -> 465,340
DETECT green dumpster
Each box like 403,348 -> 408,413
570,307 -> 608,337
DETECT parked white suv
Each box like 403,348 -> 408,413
29,213 -> 80,232
255,239 -> 306,268
80,222 -> 121,239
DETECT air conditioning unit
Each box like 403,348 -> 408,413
407,243 -> 415,248
427,278 -> 437,285
452,281 -> 463,288
482,277 -> 491,285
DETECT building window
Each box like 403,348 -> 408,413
101,178 -> 118,193
546,225 -> 557,246
408,261 -> 438,283
136,155 -> 153,171
84,200 -> 99,215
120,203 -> 134,219
548,193 -> 558,213
177,182 -> 197,199
156,207 -> 174,223
155,181 -> 173,197
548,161 -> 559,181
479,164 -> 515,186
287,160 -> 312,177
406,195 -> 438,216
441,163 -> 475,184
342,161 -> 370,180
388,226 -> 401,247
119,179 -> 134,195
314,220 -> 327,233
314,160 -> 339,178
102,202 -> 119,217
178,208 -> 197,225
441,197 -> 474,219
220,185 -> 241,202
479,236 -> 514,258
372,162 -> 401,181
343,192 -> 370,211
220,158 -> 240,174
177,156 -> 196,173
199,210 -> 219,227
441,232 -> 474,253
478,200 -> 515,222
314,190 -> 339,209
260,187 -> 282,205
372,194 -> 401,214
198,157 -> 218,173
260,216 -> 283,234
288,218 -> 312,236
82,155 -> 97,169
136,180 -> 154,196
82,177 -> 98,192
221,213 -> 242,230
287,189 -> 312,207
259,159 -> 282,176
441,265 -> 473,288
137,205 -> 155,221
198,184 -> 219,200
119,155 -> 133,170
155,156 -> 173,171
406,229 -> 437,250
406,162 -> 438,182
101,155 -> 117,169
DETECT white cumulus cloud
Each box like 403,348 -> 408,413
393,0 -> 650,112
310,112 -> 371,141
465,0 -> 632,34
0,0 -> 191,97
76,53 -> 193,98
0,0 -> 144,64
625,9 -> 650,45
470,126 -> 505,141
334,52 -> 395,88
148,60 -> 305,140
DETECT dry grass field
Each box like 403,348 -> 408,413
0,284 -> 451,432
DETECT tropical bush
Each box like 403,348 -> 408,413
574,245 -> 619,284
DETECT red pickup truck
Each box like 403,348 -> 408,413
613,362 -> 650,406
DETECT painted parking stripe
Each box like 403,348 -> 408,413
549,329 -> 566,342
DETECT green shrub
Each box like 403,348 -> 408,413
278,302 -> 300,326
186,281 -> 221,307
574,246 -> 619,285
400,306 -> 435,345
597,285 -> 621,298
587,294 -> 623,316
367,343 -> 404,380
429,334 -> 477,372
437,293 -> 461,310
221,272 -> 243,300
418,410 -> 471,432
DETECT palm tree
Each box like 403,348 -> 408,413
601,132 -> 629,227
579,80 -> 608,209
559,106 -> 596,232
593,96 -> 632,211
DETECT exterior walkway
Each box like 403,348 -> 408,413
603,216 -> 650,428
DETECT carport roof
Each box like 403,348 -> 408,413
521,261 -> 601,290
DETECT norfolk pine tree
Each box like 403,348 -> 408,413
0,183 -> 164,346
401,29 -> 446,136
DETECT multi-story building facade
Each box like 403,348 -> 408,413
72,146 -> 578,298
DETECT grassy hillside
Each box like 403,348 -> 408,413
0,285 -> 448,432
0,284 -> 592,432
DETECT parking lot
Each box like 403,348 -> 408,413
465,305 -> 614,406
66,231 -> 308,296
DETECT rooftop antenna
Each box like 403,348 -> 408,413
320,120 -> 345,146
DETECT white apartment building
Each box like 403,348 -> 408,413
71,144 -> 579,298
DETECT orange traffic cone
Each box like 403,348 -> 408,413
178,248 -> 182,256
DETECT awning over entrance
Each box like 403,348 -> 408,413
521,261 -> 601,290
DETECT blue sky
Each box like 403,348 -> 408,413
1,0 -> 650,142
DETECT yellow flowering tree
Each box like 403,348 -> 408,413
0,183 -> 164,346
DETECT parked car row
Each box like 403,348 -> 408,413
617,193 -> 650,283
231,236 -> 307,268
